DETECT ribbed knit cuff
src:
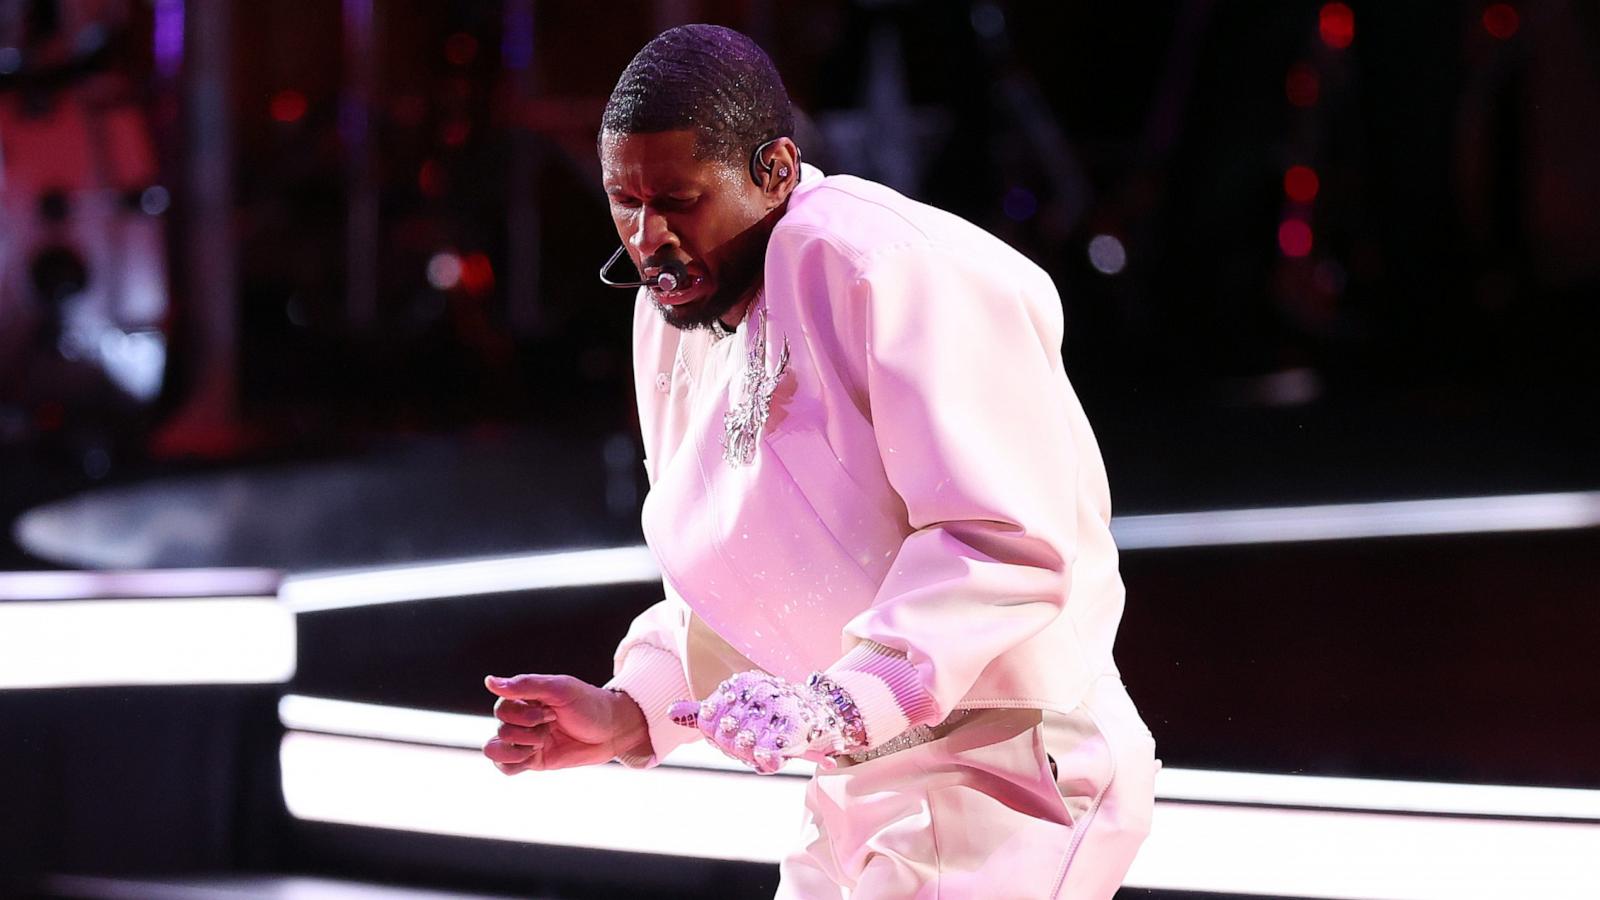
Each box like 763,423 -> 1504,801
605,643 -> 694,769
825,641 -> 941,750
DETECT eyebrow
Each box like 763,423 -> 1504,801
605,179 -> 701,196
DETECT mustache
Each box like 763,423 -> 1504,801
642,255 -> 694,292
642,253 -> 691,272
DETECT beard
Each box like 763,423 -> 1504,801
650,228 -> 772,332
651,203 -> 785,332
651,281 -> 746,332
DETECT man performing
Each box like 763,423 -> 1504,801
483,24 -> 1157,898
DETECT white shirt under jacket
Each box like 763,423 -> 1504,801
607,164 -> 1139,772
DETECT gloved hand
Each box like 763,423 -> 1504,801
668,670 -> 864,774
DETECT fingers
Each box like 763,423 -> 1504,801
484,673 -> 585,704
483,736 -> 541,766
493,697 -> 554,727
497,722 -> 547,745
483,674 -> 592,776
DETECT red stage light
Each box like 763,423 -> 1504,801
459,252 -> 495,295
1284,165 -> 1320,204
442,120 -> 471,147
1482,4 -> 1519,39
1286,63 -> 1320,108
445,32 -> 478,66
1319,3 -> 1355,50
269,90 -> 308,124
1278,220 -> 1314,257
418,160 -> 445,198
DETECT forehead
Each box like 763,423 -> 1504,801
600,129 -> 736,187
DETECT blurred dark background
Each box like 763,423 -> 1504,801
2,0 -> 1595,540
1,1 -> 1597,898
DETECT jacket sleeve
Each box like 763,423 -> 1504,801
604,595 -> 701,768
821,243 -> 1083,749
609,286 -> 702,768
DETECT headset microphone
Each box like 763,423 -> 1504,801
598,245 -> 696,292
600,138 -> 797,290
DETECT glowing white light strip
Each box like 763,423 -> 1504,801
42,874 -> 515,900
279,731 -> 1600,899
280,732 -> 807,864
279,546 -> 662,613
1123,801 -> 1600,900
0,599 -> 295,688
279,694 -> 495,750
277,694 -> 814,776
276,492 -> 1599,611
1158,766 -> 1600,821
0,568 -> 280,600
1111,491 -> 1600,549
278,694 -> 1600,820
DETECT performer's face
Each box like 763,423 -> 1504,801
600,129 -> 777,331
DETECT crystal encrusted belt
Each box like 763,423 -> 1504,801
840,708 -> 973,765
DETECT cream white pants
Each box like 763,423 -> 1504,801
775,676 -> 1157,899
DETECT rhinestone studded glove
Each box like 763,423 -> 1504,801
668,670 -> 867,775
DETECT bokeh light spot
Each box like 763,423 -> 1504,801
270,89 -> 308,124
1482,4 -> 1519,39
427,252 -> 462,290
1286,63 -> 1320,108
460,253 -> 495,295
1284,165 -> 1320,204
1002,187 -> 1038,222
1278,220 -> 1314,258
139,186 -> 171,216
1087,235 -> 1128,275
418,160 -> 445,198
1319,3 -> 1355,50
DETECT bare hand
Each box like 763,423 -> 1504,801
482,674 -> 648,775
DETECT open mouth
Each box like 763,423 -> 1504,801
645,264 -> 705,303
650,286 -> 698,306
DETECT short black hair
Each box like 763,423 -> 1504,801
601,24 -> 794,167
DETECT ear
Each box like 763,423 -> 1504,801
756,137 -> 801,208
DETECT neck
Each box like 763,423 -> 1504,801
711,198 -> 787,333
718,284 -> 761,331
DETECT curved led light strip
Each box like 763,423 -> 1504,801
279,695 -> 1600,899
280,492 -> 1600,613
1111,491 -> 1600,550
0,598 -> 295,689
280,545 -> 661,613
0,568 -> 280,601
277,695 -> 1600,820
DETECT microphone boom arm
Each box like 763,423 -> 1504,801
598,245 -> 691,292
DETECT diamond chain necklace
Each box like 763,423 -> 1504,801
721,293 -> 790,467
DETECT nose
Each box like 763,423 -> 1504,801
629,206 -> 677,260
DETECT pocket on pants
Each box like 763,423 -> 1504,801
919,710 -> 1078,898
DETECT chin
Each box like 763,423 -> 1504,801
655,287 -> 739,332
